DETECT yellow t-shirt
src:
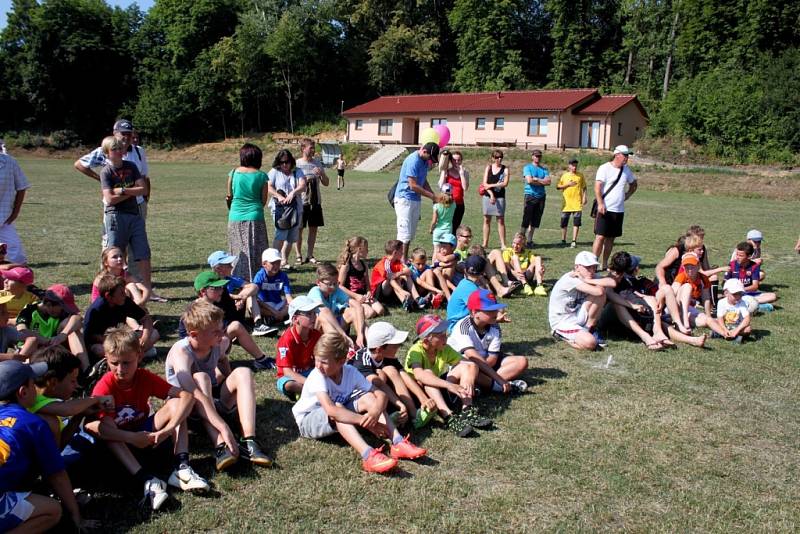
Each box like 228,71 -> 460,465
7,290 -> 37,321
502,247 -> 536,271
558,171 -> 586,212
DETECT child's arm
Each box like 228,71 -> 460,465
398,370 -> 437,411
316,391 -> 366,426
337,264 -> 360,300
729,313 -> 751,337
87,416 -> 155,448
369,374 -> 407,422
38,397 -> 104,418
411,365 -> 469,398
700,266 -> 727,277
429,205 -> 439,234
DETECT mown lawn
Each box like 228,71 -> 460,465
14,156 -> 800,532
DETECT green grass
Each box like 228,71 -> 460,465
15,157 -> 800,532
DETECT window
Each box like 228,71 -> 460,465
378,119 -> 393,136
494,117 -> 504,130
617,122 -> 623,136
354,120 -> 363,130
431,118 -> 447,126
527,117 -> 548,137
475,117 -> 486,130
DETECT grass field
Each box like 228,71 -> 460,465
13,156 -> 800,532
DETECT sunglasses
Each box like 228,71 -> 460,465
279,160 -> 291,164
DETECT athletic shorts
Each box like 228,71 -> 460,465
521,195 -> 546,229
552,302 -> 591,342
560,211 -> 582,228
277,368 -> 312,397
337,169 -> 345,177
297,393 -> 366,439
274,223 -> 300,244
0,491 -> 33,532
302,204 -> 325,228
395,198 -> 421,243
104,211 -> 151,261
594,211 -> 625,238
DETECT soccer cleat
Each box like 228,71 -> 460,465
389,436 -> 427,460
239,439 -> 273,467
431,292 -> 444,309
461,405 -> 492,429
252,320 -> 278,337
215,444 -> 238,471
253,356 -> 277,371
168,466 -> 209,493
509,379 -> 528,394
143,477 -> 168,511
413,407 -> 435,429
522,284 -> 535,296
362,447 -> 398,473
533,285 -> 548,297
446,412 -> 474,438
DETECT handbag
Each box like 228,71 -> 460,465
388,181 -> 398,208
274,170 -> 300,229
590,165 -> 625,218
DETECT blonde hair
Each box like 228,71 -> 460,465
436,191 -> 453,207
101,136 -> 124,155
314,332 -> 350,361
683,234 -> 703,251
512,232 -> 526,243
99,247 -> 125,276
103,325 -> 141,358
182,299 -> 224,333
338,236 -> 367,267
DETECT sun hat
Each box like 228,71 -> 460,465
681,253 -> 699,266
262,248 -> 282,263
194,271 -> 228,292
112,119 -> 134,133
208,251 -> 237,267
436,233 -> 457,247
467,288 -> 507,312
0,360 -> 48,399
367,322 -> 409,348
415,314 -> 448,339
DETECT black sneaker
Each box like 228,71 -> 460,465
239,438 -> 273,467
253,356 -> 276,371
461,406 -> 492,429
215,444 -> 238,471
401,296 -> 415,313
446,412 -> 474,438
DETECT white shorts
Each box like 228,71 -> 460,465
552,302 -> 590,342
0,224 -> 26,264
394,197 -> 421,244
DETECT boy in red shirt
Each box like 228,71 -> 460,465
275,296 -> 324,400
370,239 -> 413,311
85,325 -> 204,511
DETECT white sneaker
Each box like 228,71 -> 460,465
168,466 -> 209,493
509,379 -> 528,393
144,477 -> 168,510
252,320 -> 278,337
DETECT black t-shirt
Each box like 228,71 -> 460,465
100,161 -> 141,215
486,164 -> 506,199
84,296 -> 146,345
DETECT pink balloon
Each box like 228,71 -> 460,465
433,124 -> 450,148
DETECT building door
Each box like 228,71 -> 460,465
580,121 -> 600,148
413,120 -> 419,145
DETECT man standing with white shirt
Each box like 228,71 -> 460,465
592,145 -> 638,271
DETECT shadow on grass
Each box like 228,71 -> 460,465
151,264 -> 206,273
504,336 -> 556,355
28,261 -> 91,268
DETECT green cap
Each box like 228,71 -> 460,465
194,271 -> 228,292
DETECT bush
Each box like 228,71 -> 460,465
48,130 -> 81,150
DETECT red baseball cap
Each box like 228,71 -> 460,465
415,314 -> 448,339
45,284 -> 79,314
2,267 -> 34,286
467,289 -> 507,312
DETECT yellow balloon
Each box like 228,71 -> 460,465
420,127 -> 440,145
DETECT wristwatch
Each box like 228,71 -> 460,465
120,186 -> 126,195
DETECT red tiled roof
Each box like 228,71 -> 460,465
574,95 -> 649,118
342,89 -> 599,116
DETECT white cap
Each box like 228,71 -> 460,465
746,229 -> 763,241
613,145 -> 634,155
575,251 -> 600,267
440,183 -> 452,194
723,279 -> 745,294
288,295 -> 322,320
262,248 -> 282,263
366,322 -> 409,349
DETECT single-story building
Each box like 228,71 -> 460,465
342,89 -> 648,150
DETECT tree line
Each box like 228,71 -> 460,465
1,0 -> 798,162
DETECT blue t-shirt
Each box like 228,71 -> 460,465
252,268 -> 292,304
522,163 -> 549,198
446,278 -> 479,331
225,275 -> 247,295
0,403 -> 65,491
308,286 -> 349,318
395,152 -> 430,202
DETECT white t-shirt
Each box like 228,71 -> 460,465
595,162 -> 635,213
548,272 -> 588,330
267,167 -> 306,215
447,316 -> 502,358
291,365 -> 372,425
716,298 -> 749,329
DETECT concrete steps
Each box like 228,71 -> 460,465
354,145 -> 409,172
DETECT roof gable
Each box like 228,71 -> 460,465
343,89 -> 599,116
574,95 -> 649,119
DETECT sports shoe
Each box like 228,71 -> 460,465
253,356 -> 277,371
168,466 -> 209,492
533,285 -> 547,297
526,241 -> 534,249
561,240 -> 567,246
732,335 -> 744,344
215,444 -> 238,471
505,280 -> 524,296
362,446 -> 398,473
461,405 -> 492,429
522,284 -> 535,296
757,303 -> 774,313
402,295 -> 414,313
390,436 -> 427,460
143,477 -> 168,511
592,331 -> 608,348
445,412 -> 474,438
509,379 -> 528,394
570,241 -> 577,248
431,293 -> 444,309
239,438 -> 273,467
413,407 -> 435,429
252,320 -> 278,337
417,296 -> 429,310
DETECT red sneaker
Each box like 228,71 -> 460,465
389,436 -> 427,460
431,293 -> 444,309
362,447 -> 398,473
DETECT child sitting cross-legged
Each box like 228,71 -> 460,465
291,332 -> 427,474
349,321 -> 438,430
408,247 -> 447,311
337,236 -> 385,319
165,300 -> 272,472
370,239 -> 414,312
488,231 -> 546,297
85,325 -> 207,511
403,314 -> 493,437
712,279 -> 752,344
251,248 -> 293,330
309,263 -> 367,348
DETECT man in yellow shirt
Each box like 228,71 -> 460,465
556,159 -> 587,248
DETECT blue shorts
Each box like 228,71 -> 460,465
125,414 -> 156,433
277,368 -> 312,397
274,223 -> 300,244
104,211 -> 151,261
0,491 -> 33,531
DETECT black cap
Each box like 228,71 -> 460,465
532,149 -> 543,157
465,254 -> 486,275
113,119 -> 134,133
422,142 -> 439,163
568,158 -> 579,165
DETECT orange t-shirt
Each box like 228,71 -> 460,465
674,271 -> 710,300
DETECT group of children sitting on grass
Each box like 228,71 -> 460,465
0,214 -> 781,529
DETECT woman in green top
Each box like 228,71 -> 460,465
226,143 -> 270,280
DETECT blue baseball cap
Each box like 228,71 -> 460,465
467,288 -> 507,312
0,360 -> 48,399
208,251 -> 237,267
436,233 -> 457,247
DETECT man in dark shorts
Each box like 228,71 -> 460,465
592,145 -> 638,271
